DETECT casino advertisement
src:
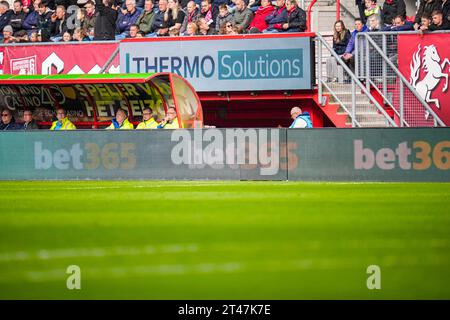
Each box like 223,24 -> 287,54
0,82 -> 168,127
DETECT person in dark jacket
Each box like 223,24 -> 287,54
199,0 -> 218,30
0,1 -> 13,34
180,0 -> 198,34
0,109 -> 22,131
263,0 -> 287,32
333,20 -> 351,55
10,0 -> 28,34
23,1 -> 53,38
427,9 -> 450,30
414,0 -> 443,28
383,14 -> 414,31
54,0 -> 77,8
116,0 -> 142,39
94,0 -> 118,40
22,109 -> 39,130
327,20 -> 350,82
356,0 -> 366,24
136,0 -> 156,35
83,0 -> 98,37
440,0 -> 450,21
280,0 -> 305,32
23,0 -> 41,34
50,5 -> 68,41
151,0 -> 170,36
382,0 -> 406,25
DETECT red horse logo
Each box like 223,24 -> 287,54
410,44 -> 450,119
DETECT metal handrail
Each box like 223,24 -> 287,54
360,33 -> 445,126
355,30 -> 450,80
306,0 -> 317,32
336,0 -> 340,20
99,45 -> 120,74
316,33 -> 397,127
320,80 -> 362,127
367,78 -> 409,127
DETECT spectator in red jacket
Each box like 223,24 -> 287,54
248,0 -> 274,33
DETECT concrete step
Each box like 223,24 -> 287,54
353,122 -> 391,127
357,115 -> 390,122
309,3 -> 356,32
303,0 -> 336,8
345,118 -> 389,128
336,106 -> 380,115
328,94 -> 372,104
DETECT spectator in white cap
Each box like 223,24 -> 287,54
289,107 -> 313,128
2,24 -> 15,43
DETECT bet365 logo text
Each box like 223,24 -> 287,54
354,140 -> 450,170
34,142 -> 136,170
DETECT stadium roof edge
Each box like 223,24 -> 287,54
0,73 -> 157,85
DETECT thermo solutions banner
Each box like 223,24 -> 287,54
119,36 -> 313,92
0,128 -> 448,181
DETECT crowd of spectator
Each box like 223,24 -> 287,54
325,0 -> 450,82
0,0 -> 309,43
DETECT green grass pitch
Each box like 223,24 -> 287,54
0,181 -> 449,299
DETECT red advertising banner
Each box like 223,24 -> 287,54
398,33 -> 450,126
0,47 -> 4,74
1,42 -> 119,75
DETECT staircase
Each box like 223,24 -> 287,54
315,33 -> 396,127
302,0 -> 357,33
323,83 -> 391,127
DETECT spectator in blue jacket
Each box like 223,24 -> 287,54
24,1 -> 53,37
342,18 -> 368,73
343,18 -> 368,57
383,14 -> 414,31
23,0 -> 41,34
263,0 -> 287,32
116,0 -> 142,39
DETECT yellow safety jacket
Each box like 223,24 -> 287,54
158,117 -> 180,129
136,117 -> 158,129
50,117 -> 77,130
106,118 -> 134,130
364,6 -> 381,18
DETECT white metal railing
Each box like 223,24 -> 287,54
316,33 -> 397,127
355,31 -> 447,127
